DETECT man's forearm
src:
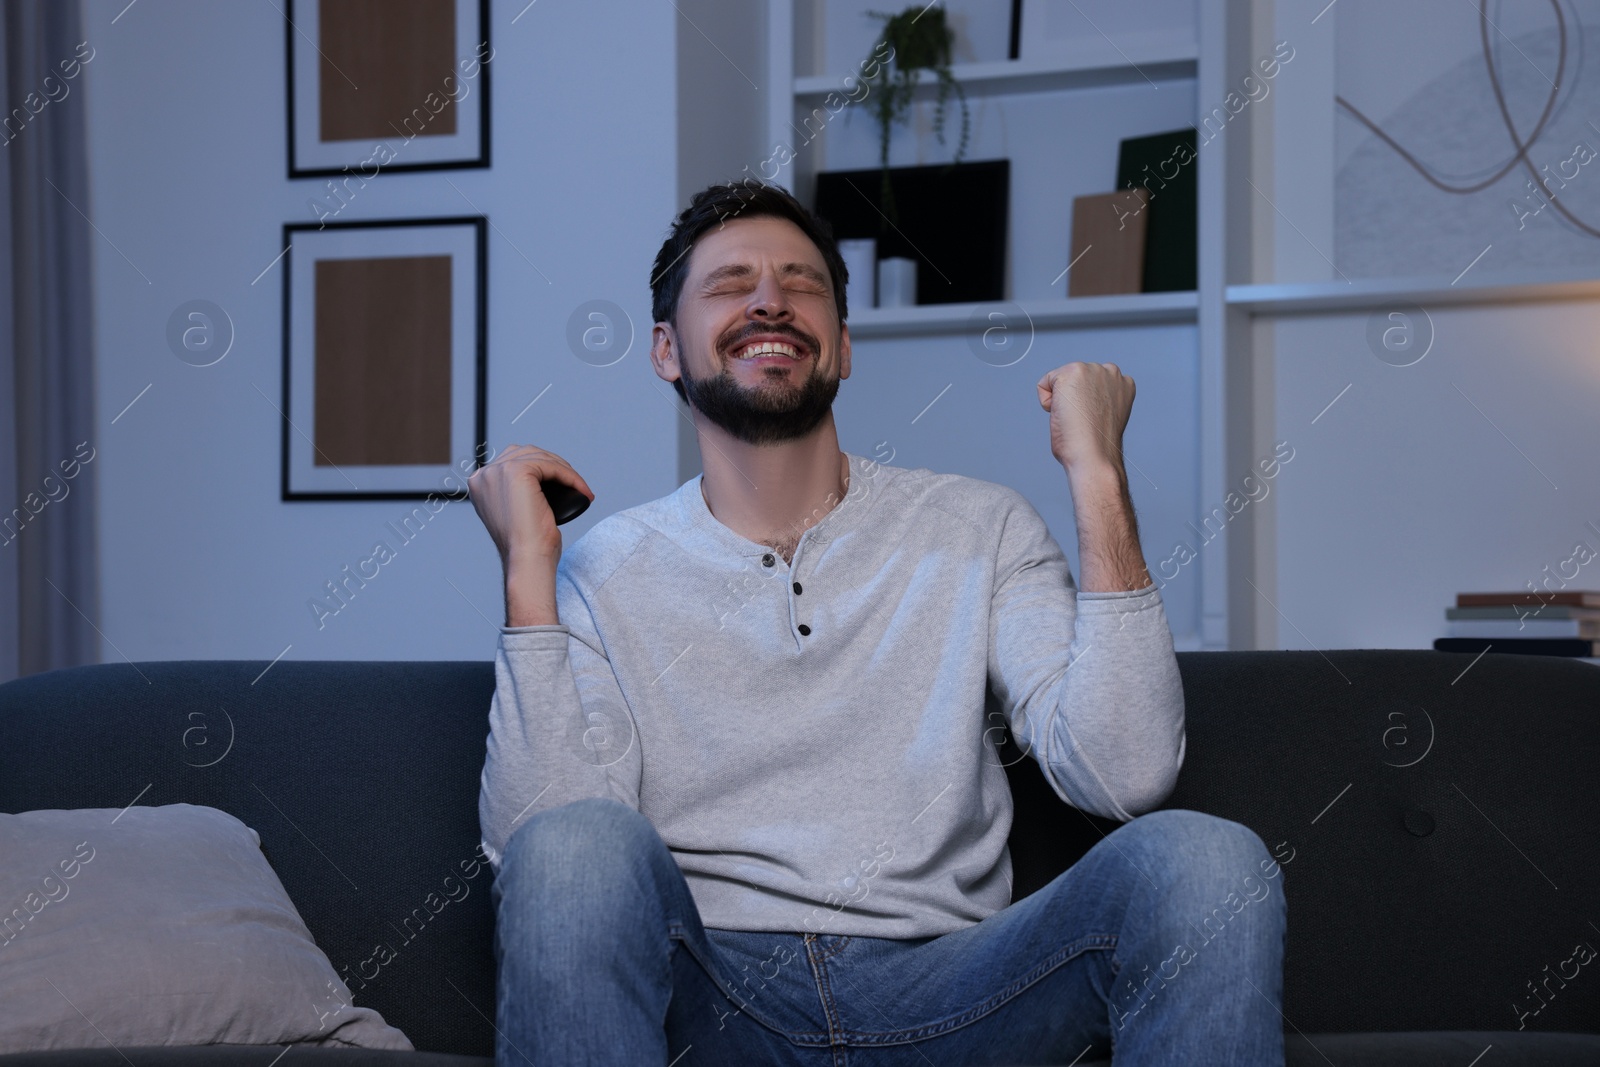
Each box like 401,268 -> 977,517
1067,461 -> 1155,593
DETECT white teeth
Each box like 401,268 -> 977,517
734,341 -> 801,359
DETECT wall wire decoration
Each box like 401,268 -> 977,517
1337,0 -> 1599,238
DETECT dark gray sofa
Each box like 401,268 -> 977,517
1,649 -> 1597,1066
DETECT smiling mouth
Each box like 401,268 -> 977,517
730,339 -> 808,361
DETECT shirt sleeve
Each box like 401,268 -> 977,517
987,488 -> 1186,821
478,558 -> 643,873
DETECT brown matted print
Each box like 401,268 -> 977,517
317,0 -> 458,142
312,254 -> 453,467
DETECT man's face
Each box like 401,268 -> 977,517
656,215 -> 851,445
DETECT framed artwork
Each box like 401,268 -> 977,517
286,0 -> 491,178
280,216 -> 487,501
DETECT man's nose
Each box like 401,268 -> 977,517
748,274 -> 791,318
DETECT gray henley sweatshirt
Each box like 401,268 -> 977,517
478,450 -> 1186,939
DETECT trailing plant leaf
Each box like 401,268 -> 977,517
851,5 -> 972,230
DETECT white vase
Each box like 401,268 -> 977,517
837,238 -> 877,313
876,256 -> 918,308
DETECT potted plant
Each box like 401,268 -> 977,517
853,5 -> 972,228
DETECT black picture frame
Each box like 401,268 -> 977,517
279,215 -> 488,502
285,0 -> 491,179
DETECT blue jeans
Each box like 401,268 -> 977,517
492,797 -> 1286,1066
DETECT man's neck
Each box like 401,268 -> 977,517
695,419 -> 850,562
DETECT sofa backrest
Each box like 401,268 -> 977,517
1001,650 -> 1600,1038
2,650 -> 1596,1052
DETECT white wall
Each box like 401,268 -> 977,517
81,0 -> 681,663
1269,301 -> 1600,651
1256,0 -> 1600,650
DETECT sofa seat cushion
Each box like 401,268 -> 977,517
1282,1030 -> 1600,1065
1049,1028 -> 1600,1066
1073,1031 -> 1600,1067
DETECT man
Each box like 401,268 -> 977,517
470,182 -> 1286,1066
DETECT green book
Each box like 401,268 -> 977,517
1116,129 -> 1198,293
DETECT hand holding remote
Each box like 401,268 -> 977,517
467,446 -> 595,626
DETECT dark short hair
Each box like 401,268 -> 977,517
650,180 -> 850,405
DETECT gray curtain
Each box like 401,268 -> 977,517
0,0 -> 99,682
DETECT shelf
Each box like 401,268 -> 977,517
794,47 -> 1199,102
843,291 -> 1198,339
1227,269 -> 1600,315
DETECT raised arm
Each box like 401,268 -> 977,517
1036,361 -> 1153,594
988,363 -> 1185,819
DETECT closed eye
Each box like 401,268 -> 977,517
700,263 -> 831,297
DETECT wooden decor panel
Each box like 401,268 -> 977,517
313,254 -> 453,466
1067,188 -> 1150,297
318,0 -> 458,141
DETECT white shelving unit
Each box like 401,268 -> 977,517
762,0 -> 1244,650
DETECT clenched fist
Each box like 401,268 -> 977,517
1036,362 -> 1136,474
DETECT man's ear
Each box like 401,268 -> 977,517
651,321 -> 680,386
839,321 -> 851,380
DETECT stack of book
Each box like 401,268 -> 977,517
1435,591 -> 1600,658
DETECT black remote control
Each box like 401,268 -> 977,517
539,479 -> 591,526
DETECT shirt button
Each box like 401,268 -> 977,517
793,582 -> 803,594
798,624 -> 811,636
762,553 -> 775,567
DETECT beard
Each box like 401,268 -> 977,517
679,334 -> 841,446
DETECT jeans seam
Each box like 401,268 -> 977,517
805,934 -> 848,1049
835,932 -> 1119,1045
671,930 -> 834,1045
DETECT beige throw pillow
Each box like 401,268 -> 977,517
0,804 -> 413,1054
